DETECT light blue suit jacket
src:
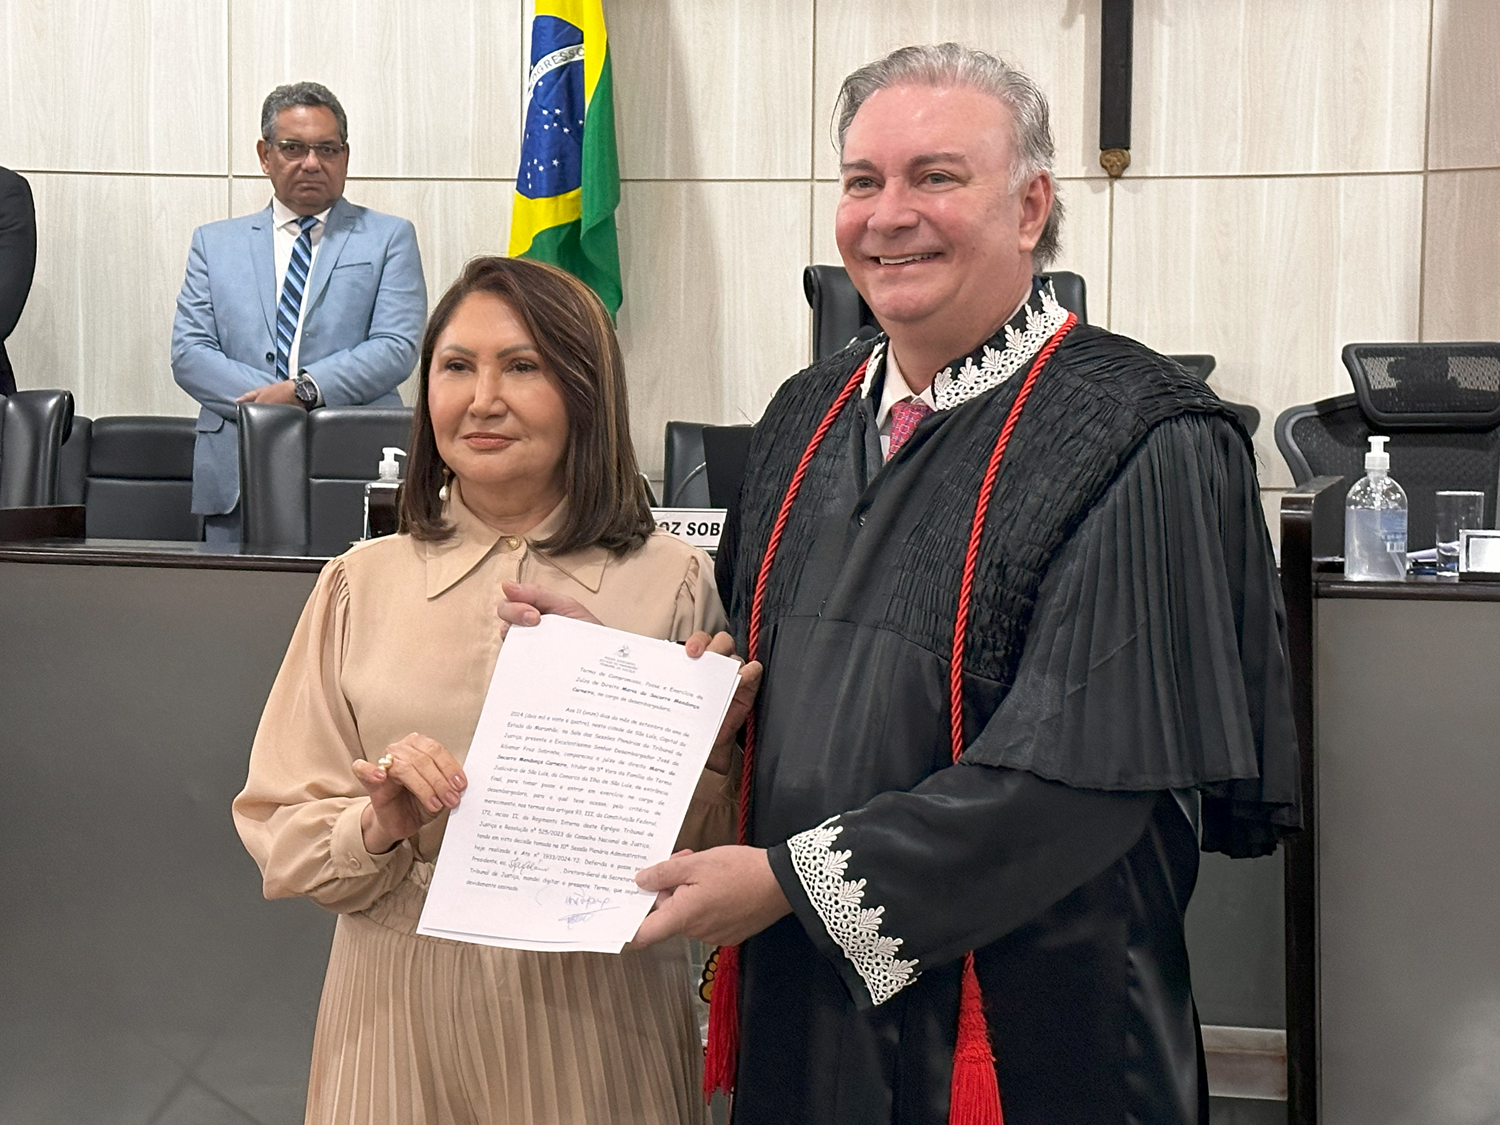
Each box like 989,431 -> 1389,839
170,197 -> 427,515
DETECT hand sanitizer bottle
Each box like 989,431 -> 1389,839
362,447 -> 405,540
1344,435 -> 1407,581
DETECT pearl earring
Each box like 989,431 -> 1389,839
438,466 -> 451,502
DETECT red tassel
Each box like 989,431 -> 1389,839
949,953 -> 1003,1125
702,942 -> 741,1100
946,321 -> 1073,1125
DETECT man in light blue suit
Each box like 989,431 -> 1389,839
171,82 -> 426,542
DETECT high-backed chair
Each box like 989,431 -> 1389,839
1045,271 -> 1088,325
306,407 -> 415,555
56,415 -> 89,505
240,403 -> 414,552
56,416 -> 202,539
663,421 -> 710,508
802,265 -> 1089,363
1275,342 -> 1500,549
238,403 -> 307,547
0,389 -> 74,507
702,424 -> 753,508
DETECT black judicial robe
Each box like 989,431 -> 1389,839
715,291 -> 1300,1125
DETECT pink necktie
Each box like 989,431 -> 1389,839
887,399 -> 934,459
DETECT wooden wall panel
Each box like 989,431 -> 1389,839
813,0 -> 1100,180
1131,0 -> 1431,175
228,0 -> 523,179
1111,174 -> 1425,487
1422,170 -> 1500,341
614,180 -> 811,479
0,0 -> 226,174
5,0 -> 1484,512
611,0 -> 814,180
1427,0 -> 1500,170
9,173 -> 224,417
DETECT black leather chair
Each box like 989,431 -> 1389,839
0,389 -> 74,507
1045,271 -> 1088,325
702,424 -> 753,508
240,403 -> 414,552
307,408 -> 415,554
56,415 -> 89,505
663,421 -> 710,508
239,403 -> 308,547
55,415 -> 202,539
803,264 -> 1089,363
1275,342 -> 1500,549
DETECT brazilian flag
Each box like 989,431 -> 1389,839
509,0 -> 623,317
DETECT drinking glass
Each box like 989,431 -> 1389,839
1435,491 -> 1486,573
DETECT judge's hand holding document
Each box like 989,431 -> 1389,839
233,256 -> 758,1125
496,583 -> 774,949
496,582 -> 776,950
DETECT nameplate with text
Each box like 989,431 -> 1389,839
650,508 -> 727,552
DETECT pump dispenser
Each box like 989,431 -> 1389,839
376,447 -> 403,483
1344,435 -> 1407,580
363,446 -> 406,540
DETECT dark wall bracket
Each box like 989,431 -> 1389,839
1099,0 -> 1134,178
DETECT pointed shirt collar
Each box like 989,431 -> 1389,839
269,195 -> 333,233
423,482 -> 610,599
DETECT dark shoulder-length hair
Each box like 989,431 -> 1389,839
399,256 -> 656,557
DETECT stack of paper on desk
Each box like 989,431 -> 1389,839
418,614 -> 740,953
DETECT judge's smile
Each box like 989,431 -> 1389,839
875,253 -> 940,266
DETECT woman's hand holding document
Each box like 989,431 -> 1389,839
418,613 -> 742,953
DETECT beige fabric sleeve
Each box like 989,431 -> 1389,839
232,559 -> 415,913
670,548 -> 739,853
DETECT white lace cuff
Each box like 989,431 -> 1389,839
785,816 -> 920,1005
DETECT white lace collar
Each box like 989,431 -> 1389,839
932,281 -> 1069,411
858,281 -> 1069,415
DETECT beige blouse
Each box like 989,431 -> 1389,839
233,489 -> 735,921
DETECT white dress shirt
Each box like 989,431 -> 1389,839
869,350 -> 937,459
270,196 -> 331,381
862,295 -> 1031,456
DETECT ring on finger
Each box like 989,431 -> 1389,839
376,753 -> 396,771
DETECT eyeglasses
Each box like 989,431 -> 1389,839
268,139 -> 347,161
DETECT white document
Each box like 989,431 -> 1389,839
418,614 -> 739,953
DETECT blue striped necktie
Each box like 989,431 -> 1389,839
275,214 -> 319,381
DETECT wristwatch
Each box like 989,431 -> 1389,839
291,370 -> 320,410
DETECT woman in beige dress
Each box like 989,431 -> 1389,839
233,256 -> 751,1125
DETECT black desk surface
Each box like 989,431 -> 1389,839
0,537 -> 331,572
1314,565 -> 1500,601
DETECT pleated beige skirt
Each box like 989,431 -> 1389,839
305,876 -> 708,1125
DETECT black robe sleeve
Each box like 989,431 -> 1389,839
962,410 -> 1300,855
765,413 -> 1300,1008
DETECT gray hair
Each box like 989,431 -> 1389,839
834,43 -> 1063,269
261,82 -> 348,143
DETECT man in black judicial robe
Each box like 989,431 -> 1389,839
630,44 -> 1300,1125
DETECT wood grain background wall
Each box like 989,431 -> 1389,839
4,0 -> 1497,514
